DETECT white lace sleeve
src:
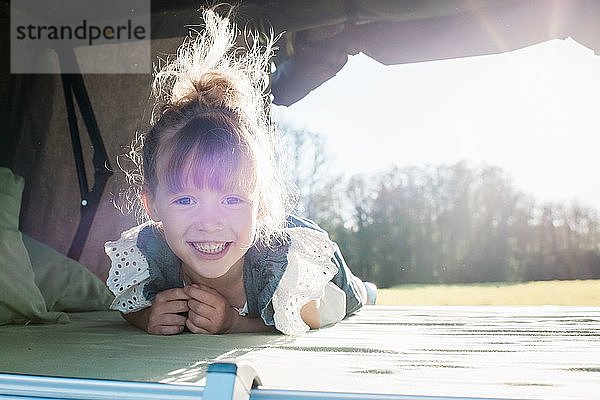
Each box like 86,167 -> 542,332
104,224 -> 152,313
272,227 -> 339,335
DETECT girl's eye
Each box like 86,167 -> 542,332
173,197 -> 194,206
223,196 -> 244,206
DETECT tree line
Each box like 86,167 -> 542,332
280,125 -> 600,287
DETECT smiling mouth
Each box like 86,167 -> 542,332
190,241 -> 230,255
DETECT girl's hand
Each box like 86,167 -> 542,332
183,284 -> 236,334
145,288 -> 190,335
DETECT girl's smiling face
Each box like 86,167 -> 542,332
143,120 -> 261,281
147,181 -> 258,281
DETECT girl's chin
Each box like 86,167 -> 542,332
184,266 -> 230,282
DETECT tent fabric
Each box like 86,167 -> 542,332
256,0 -> 598,105
1,306 -> 599,398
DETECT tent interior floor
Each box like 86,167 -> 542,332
1,306 -> 600,399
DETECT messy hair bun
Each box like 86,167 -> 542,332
151,7 -> 271,130
122,6 -> 289,245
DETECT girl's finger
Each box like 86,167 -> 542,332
160,313 -> 188,327
150,324 -> 185,336
184,285 -> 214,305
186,318 -> 211,334
187,299 -> 214,317
148,310 -> 187,329
162,300 -> 189,315
184,284 -> 223,307
155,287 -> 190,302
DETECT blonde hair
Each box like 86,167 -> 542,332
123,7 -> 289,245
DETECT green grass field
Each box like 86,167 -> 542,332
376,279 -> 600,306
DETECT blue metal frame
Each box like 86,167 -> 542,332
0,373 -> 204,400
0,361 -> 523,400
202,360 -> 262,400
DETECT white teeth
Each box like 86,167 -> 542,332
192,242 -> 227,254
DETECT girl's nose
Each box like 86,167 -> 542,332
196,218 -> 224,232
193,205 -> 224,232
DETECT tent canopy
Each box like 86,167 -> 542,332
153,0 -> 600,105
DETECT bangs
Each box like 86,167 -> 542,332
158,117 -> 256,195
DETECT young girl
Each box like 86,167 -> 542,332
105,8 -> 375,336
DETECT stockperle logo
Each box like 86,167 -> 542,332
11,0 -> 150,74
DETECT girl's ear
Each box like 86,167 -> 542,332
141,188 -> 161,222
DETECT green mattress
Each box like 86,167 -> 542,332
2,306 -> 600,399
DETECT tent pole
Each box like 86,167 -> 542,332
58,49 -> 113,260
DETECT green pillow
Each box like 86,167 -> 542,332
0,167 -> 67,325
0,167 -> 23,231
23,234 -> 114,312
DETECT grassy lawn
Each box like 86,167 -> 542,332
376,279 -> 600,306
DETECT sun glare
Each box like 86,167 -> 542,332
273,38 -> 600,209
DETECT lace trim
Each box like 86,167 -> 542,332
272,227 -> 339,335
104,224 -> 152,313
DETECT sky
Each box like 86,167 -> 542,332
272,38 -> 600,210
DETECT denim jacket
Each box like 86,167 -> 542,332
105,215 -> 363,334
